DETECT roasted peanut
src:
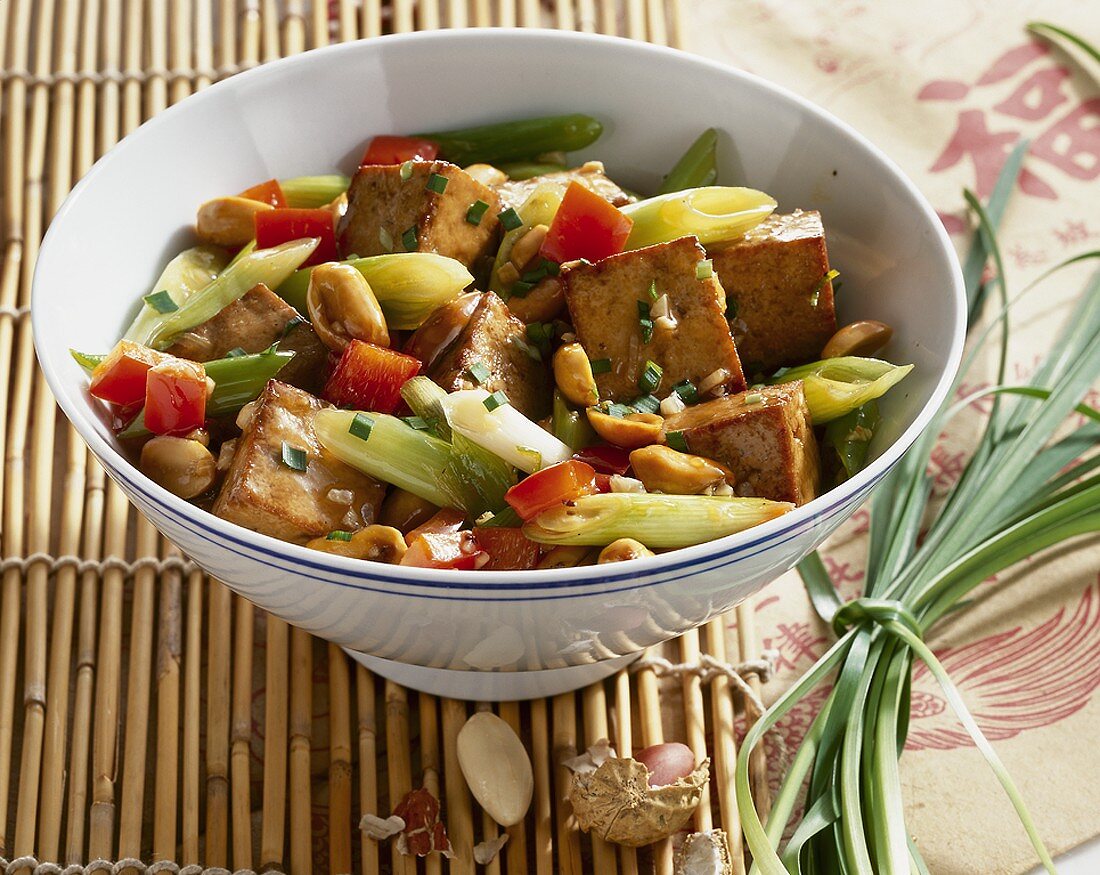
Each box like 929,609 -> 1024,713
305,525 -> 408,564
195,196 -> 273,247
379,488 -> 439,534
306,262 -> 389,351
822,320 -> 893,359
140,436 -> 217,499
586,408 -> 664,449
464,163 -> 508,187
629,444 -> 733,495
636,742 -> 696,787
404,291 -> 481,370
457,712 -> 534,827
553,343 -> 599,408
598,538 -> 655,564
510,224 -> 549,271
505,276 -> 566,323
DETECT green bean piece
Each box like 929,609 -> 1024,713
657,128 -> 719,194
118,347 -> 295,439
417,114 -> 603,166
497,161 -> 569,181
824,401 -> 880,479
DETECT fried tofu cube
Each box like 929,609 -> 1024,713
494,160 -> 635,212
165,283 -> 328,392
561,236 -> 745,403
212,380 -> 387,542
427,291 -> 551,420
337,160 -> 502,270
708,210 -> 837,376
662,382 -> 819,505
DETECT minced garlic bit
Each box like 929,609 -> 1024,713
610,475 -> 646,494
651,293 -> 672,320
660,393 -> 687,416
378,227 -> 394,252
708,481 -> 734,497
697,368 -> 729,397
326,487 -> 354,505
560,331 -> 577,344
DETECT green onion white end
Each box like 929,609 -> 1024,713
620,186 -> 777,250
123,245 -> 230,345
775,356 -> 913,424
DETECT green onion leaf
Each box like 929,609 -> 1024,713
590,357 -> 612,375
143,289 -> 179,313
70,350 -> 107,372
466,362 -> 492,384
666,430 -> 688,452
498,207 -> 523,232
326,530 -> 353,542
349,412 -> 375,441
638,360 -> 663,394
401,225 -> 419,252
426,172 -> 449,194
280,441 -> 307,471
399,160 -> 414,181
631,394 -> 660,415
403,415 -> 430,431
225,346 -> 247,358
466,199 -> 491,225
672,380 -> 698,405
695,259 -> 713,280
810,269 -> 840,306
648,279 -> 658,301
725,297 -> 739,321
483,390 -> 510,412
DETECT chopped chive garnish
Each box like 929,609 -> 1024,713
647,279 -> 658,301
399,160 -> 414,181
516,446 -> 543,470
810,269 -> 840,306
637,300 -> 651,318
280,315 -> 305,339
483,390 -> 510,411
513,335 -> 542,362
143,290 -> 178,313
666,430 -> 689,452
520,264 -> 550,284
280,441 -> 307,471
672,379 -> 699,405
466,199 -> 490,225
526,322 -> 554,348
744,391 -> 765,405
631,394 -> 660,414
606,402 -> 632,419
637,300 -> 654,344
638,360 -> 663,394
401,225 -> 419,251
510,280 -> 534,297
403,415 -> 430,430
378,227 -> 394,252
326,530 -> 353,542
498,207 -> 523,231
349,412 -> 375,441
590,357 -> 612,375
543,259 -> 561,276
426,172 -> 449,194
466,361 -> 492,384
725,297 -> 739,321
696,259 -> 714,280
225,347 -> 248,358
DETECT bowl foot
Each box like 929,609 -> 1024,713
343,648 -> 640,701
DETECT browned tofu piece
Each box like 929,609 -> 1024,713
494,161 -> 635,212
427,291 -> 552,420
337,160 -> 501,270
165,283 -> 328,392
708,210 -> 837,376
561,236 -> 745,403
662,382 -> 819,505
212,380 -> 387,542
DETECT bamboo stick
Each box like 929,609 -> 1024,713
419,693 -> 442,875
498,700 -> 528,872
182,569 -> 204,865
668,0 -> 685,48
637,649 -> 673,875
262,0 -> 280,61
581,683 -> 617,872
472,0 -> 492,28
289,627 -> 314,875
556,0 -> 575,31
679,629 -> 712,832
441,697 -> 475,875
330,645 -> 354,875
446,0 -> 465,30
361,0 -> 382,39
552,693 -> 583,875
153,558 -> 183,862
385,681 -> 413,875
707,617 -> 745,872
311,0 -> 330,48
645,0 -> 667,45
736,603 -> 770,817
497,0 -> 516,29
613,669 -> 639,875
283,0 -> 307,55
337,0 -> 357,43
530,697 -> 553,875
597,0 -> 616,35
261,615 -> 290,869
393,0 -> 414,33
230,597 -> 255,869
626,0 -> 645,41
519,0 -> 541,27
357,666 -> 380,875
420,0 -> 441,31
207,581 -> 233,866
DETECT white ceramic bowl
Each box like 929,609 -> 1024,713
34,29 -> 964,700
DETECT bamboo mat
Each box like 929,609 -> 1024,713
0,2 -> 772,872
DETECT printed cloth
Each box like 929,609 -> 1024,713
683,2 -> 1100,872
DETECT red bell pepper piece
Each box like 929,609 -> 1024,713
360,135 -> 440,166
474,527 -> 542,571
573,445 -> 631,476
405,508 -> 466,545
254,207 -> 337,266
238,178 -> 287,207
89,340 -> 172,406
540,181 -> 633,264
401,531 -> 487,570
322,340 -> 421,414
505,460 -> 599,521
594,473 -> 613,493
144,358 -> 209,436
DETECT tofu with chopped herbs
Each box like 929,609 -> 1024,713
337,160 -> 502,270
708,210 -> 837,376
426,291 -> 551,420
165,283 -> 328,392
212,380 -> 387,542
494,161 -> 635,212
560,236 -> 746,403
662,382 -> 819,505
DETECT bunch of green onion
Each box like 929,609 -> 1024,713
735,26 -> 1100,871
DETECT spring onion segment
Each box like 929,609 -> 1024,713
400,376 -> 454,440
620,186 -> 776,250
443,432 -> 516,518
314,408 -> 457,509
417,114 -> 603,166
490,184 -> 564,295
498,161 -> 568,180
145,238 -> 318,349
123,246 -> 230,345
523,493 -> 793,548
774,356 -> 913,424
552,390 -> 596,451
277,253 -> 474,328
439,389 -> 572,474
279,174 -> 350,208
